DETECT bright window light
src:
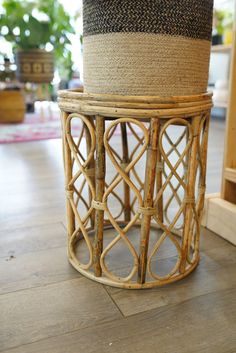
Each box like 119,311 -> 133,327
23,14 -> 29,22
13,27 -> 20,35
45,42 -> 54,52
1,26 -> 9,35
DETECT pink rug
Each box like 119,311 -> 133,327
0,104 -> 66,144
0,102 -> 140,144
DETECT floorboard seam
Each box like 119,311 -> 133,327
0,276 -> 83,297
61,222 -> 67,231
0,221 -> 64,233
1,286 -> 235,353
0,243 -> 68,260
103,285 -> 125,318
0,219 -> 65,234
0,314 -> 124,353
122,284 -> 236,318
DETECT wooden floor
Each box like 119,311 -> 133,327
0,117 -> 235,353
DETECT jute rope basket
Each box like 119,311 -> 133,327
83,0 -> 213,96
15,49 -> 54,83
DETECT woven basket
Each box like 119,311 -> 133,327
83,0 -> 213,96
15,49 -> 54,83
0,90 -> 25,123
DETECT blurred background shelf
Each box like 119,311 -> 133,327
211,44 -> 232,52
213,100 -> 228,108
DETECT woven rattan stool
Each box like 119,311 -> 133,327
58,91 -> 213,289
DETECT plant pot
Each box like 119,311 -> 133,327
0,90 -> 26,123
26,102 -> 35,113
15,49 -> 54,83
83,0 -> 214,96
212,34 -> 223,46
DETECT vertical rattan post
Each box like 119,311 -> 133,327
121,122 -> 131,222
184,128 -> 190,185
85,116 -> 96,228
180,115 -> 201,273
198,112 -> 210,219
156,127 -> 164,223
194,112 -> 210,255
93,115 -> 106,277
138,118 -> 160,284
61,112 -> 75,241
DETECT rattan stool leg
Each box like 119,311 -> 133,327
62,112 -> 75,242
156,126 -> 164,223
85,116 -> 96,228
121,122 -> 131,222
198,113 -> 210,218
93,115 -> 106,277
138,118 -> 160,284
180,115 -> 201,273
195,113 -> 210,254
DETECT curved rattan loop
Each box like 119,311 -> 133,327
66,113 -> 96,269
147,118 -> 194,280
186,112 -> 210,265
99,118 -> 149,282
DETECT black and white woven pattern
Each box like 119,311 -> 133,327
83,0 -> 213,96
83,0 -> 213,41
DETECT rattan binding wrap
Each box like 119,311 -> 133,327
83,0 -> 213,96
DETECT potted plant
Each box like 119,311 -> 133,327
223,11 -> 234,45
212,9 -> 234,46
212,10 -> 225,45
0,0 -> 75,83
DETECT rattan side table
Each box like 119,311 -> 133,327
58,90 -> 212,289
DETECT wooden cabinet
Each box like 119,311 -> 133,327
204,2 -> 236,245
221,24 -> 236,204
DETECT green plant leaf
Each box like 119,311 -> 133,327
0,0 -> 79,79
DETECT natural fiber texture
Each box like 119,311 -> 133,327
15,49 -> 54,83
83,32 -> 211,96
83,0 -> 213,97
83,0 -> 213,41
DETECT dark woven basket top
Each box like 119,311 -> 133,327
83,0 -> 213,41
